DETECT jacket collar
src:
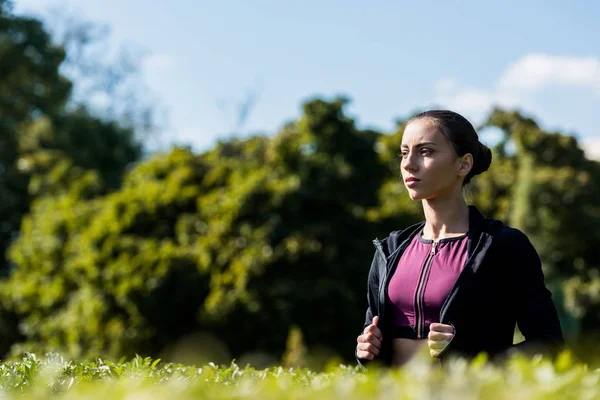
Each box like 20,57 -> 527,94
466,205 -> 489,258
379,205 -> 497,259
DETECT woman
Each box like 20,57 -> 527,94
355,110 -> 564,369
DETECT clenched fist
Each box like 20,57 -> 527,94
356,316 -> 383,361
428,323 -> 455,357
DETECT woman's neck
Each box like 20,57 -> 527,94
421,195 -> 469,240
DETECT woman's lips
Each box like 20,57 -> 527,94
405,178 -> 420,188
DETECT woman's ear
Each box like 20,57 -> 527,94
457,153 -> 473,178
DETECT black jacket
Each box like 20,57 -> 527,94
356,205 -> 564,368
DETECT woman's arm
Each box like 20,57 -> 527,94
497,230 -> 565,361
355,248 -> 383,368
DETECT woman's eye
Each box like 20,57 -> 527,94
421,148 -> 433,155
398,152 -> 408,158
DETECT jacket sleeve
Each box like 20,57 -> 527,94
355,247 -> 383,369
497,231 -> 564,361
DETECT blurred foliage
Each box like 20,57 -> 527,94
0,1 -> 142,272
282,326 -> 307,368
0,1 -> 144,357
0,0 -> 70,274
3,92 -> 600,365
0,352 -> 598,399
2,149 -> 207,359
0,97 -> 419,362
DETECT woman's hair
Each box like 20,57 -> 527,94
408,110 -> 492,185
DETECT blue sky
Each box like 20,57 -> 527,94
14,0 -> 600,159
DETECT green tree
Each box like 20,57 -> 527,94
0,2 -> 143,272
2,148 -> 209,358
212,97 -> 393,359
0,0 -> 71,272
16,108 -> 141,197
0,2 -> 146,357
1,97 -> 416,363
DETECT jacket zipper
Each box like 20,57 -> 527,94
414,240 -> 438,338
374,222 -> 427,334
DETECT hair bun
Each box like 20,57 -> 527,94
474,142 -> 492,176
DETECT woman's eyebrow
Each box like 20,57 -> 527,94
401,142 -> 437,148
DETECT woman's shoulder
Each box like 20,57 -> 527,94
487,221 -> 543,273
378,221 -> 425,254
489,220 -> 535,251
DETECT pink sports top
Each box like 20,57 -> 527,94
385,230 -> 469,339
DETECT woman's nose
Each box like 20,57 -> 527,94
402,152 -> 417,171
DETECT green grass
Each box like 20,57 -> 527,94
0,352 -> 598,399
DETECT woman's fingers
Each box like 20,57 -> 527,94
356,316 -> 383,361
428,324 -> 454,356
356,330 -> 381,361
357,332 -> 382,349
428,331 -> 453,342
430,323 -> 454,334
357,341 -> 380,355
427,340 -> 448,350
364,324 -> 383,341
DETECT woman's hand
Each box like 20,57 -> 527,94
356,316 -> 383,361
428,323 -> 455,357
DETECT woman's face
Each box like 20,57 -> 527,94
400,118 -> 471,201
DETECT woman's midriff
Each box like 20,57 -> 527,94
391,338 -> 427,366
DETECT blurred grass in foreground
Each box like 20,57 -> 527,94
0,352 -> 598,399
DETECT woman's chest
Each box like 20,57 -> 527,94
387,237 -> 470,310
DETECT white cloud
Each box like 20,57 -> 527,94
433,82 -> 525,122
498,54 -> 600,93
581,137 -> 600,161
434,86 -> 495,116
433,53 -> 600,160
434,53 -> 600,122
